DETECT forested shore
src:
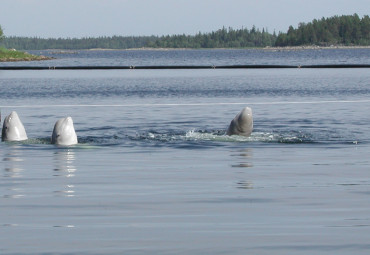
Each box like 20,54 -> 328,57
1,14 -> 369,50
1,27 -> 276,50
275,14 -> 369,46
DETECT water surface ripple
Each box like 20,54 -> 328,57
1,49 -> 370,255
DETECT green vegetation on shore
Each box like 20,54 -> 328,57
0,14 -> 369,51
0,47 -> 51,61
1,25 -> 51,61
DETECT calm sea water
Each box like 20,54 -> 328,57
1,49 -> 370,254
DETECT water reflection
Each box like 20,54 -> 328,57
230,148 -> 254,189
231,148 -> 254,168
2,145 -> 25,198
236,180 -> 254,190
53,149 -> 77,197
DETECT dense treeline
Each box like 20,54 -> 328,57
1,27 -> 276,50
1,36 -> 158,50
147,27 -> 276,48
275,14 -> 370,46
1,14 -> 369,50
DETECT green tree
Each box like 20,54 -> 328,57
275,14 -> 370,46
0,25 -> 4,41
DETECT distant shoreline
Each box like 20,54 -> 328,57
48,45 -> 370,52
263,45 -> 370,51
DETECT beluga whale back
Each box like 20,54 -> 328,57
51,117 -> 78,146
227,107 -> 253,137
1,111 -> 28,141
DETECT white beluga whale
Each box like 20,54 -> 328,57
51,117 -> 78,146
227,107 -> 253,137
1,111 -> 28,142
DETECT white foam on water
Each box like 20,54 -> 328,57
169,130 -> 310,144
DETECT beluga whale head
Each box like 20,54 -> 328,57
1,111 -> 28,142
227,107 -> 253,137
51,117 -> 78,146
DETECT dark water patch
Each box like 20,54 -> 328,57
191,197 -> 275,204
253,244 -> 370,252
236,181 -> 254,189
338,183 -> 362,186
232,163 -> 254,168
78,135 -> 121,146
81,125 -> 116,132
354,191 -> 370,196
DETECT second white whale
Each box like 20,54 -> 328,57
51,117 -> 78,146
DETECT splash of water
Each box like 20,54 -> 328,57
184,130 -> 312,143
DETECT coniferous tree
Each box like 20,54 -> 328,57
1,27 -> 277,50
275,14 -> 370,46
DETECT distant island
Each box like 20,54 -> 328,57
1,14 -> 369,52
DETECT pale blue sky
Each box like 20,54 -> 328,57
1,0 -> 369,38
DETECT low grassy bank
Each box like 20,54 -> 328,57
0,47 -> 52,62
